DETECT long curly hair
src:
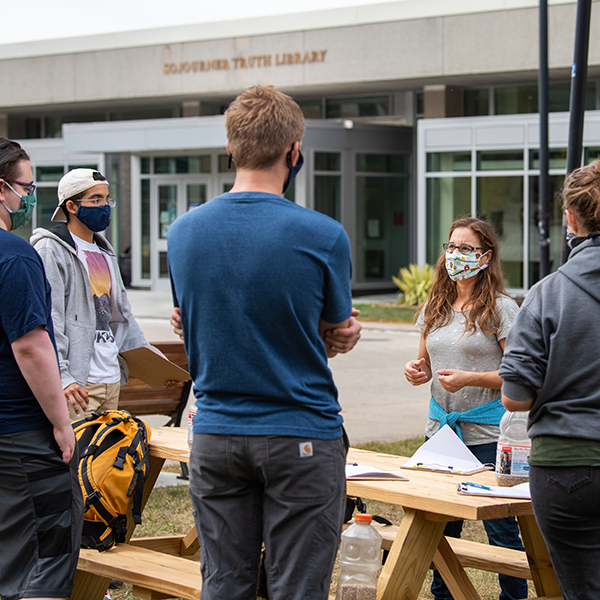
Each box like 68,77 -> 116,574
420,217 -> 508,338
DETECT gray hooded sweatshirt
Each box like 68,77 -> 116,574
31,223 -> 151,389
499,235 -> 600,440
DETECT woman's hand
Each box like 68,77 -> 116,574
437,369 -> 471,393
404,358 -> 430,386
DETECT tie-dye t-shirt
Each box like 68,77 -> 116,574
72,234 -> 121,384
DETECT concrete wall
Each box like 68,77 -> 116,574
1,1 -> 597,111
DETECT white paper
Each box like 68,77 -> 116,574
345,464 -> 408,481
402,425 -> 486,475
457,481 -> 530,499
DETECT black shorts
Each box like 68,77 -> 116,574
0,426 -> 83,600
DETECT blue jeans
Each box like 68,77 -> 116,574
530,464 -> 600,600
430,441 -> 528,600
189,433 -> 348,600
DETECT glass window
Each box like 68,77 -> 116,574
314,176 -> 341,221
426,178 -> 471,265
315,152 -> 340,171
154,156 -> 211,174
477,150 -> 524,171
187,184 -> 207,210
141,157 -> 151,174
528,148 -> 568,170
326,96 -> 390,118
427,152 -> 471,172
464,89 -> 490,116
584,147 -> 600,165
495,86 -> 537,115
548,82 -> 596,112
158,184 -> 177,239
218,154 -> 236,173
356,176 -> 409,282
528,175 -> 565,286
36,166 -> 64,182
298,101 -> 323,119
68,164 -> 97,171
35,187 -> 59,230
159,251 -> 170,278
356,154 -> 408,174
477,176 -> 524,288
141,180 -> 150,279
110,108 -> 180,121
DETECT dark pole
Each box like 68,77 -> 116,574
539,0 -> 550,278
563,0 -> 592,264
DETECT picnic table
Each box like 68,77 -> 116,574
72,428 -> 562,600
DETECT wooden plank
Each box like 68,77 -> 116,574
376,508 -> 445,600
181,525 -> 200,556
78,545 -> 201,600
432,535 -> 481,600
373,525 -> 531,579
518,514 -> 562,598
132,585 -> 180,599
129,536 -> 185,556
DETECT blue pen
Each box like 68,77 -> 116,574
463,482 -> 492,491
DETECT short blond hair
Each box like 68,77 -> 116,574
225,85 -> 305,170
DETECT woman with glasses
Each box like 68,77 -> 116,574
500,161 -> 600,600
404,216 -> 527,600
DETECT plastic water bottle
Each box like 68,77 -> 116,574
496,411 -> 531,486
336,513 -> 382,600
187,403 -> 197,449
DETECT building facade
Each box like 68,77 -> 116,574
2,0 -> 600,291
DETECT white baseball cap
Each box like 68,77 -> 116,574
51,169 -> 109,222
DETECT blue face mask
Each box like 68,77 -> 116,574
1,182 -> 36,231
76,204 -> 111,232
283,149 -> 304,195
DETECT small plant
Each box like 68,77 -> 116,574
391,263 -> 435,306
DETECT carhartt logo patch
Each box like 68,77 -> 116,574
299,441 -> 313,458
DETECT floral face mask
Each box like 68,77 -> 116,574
445,248 -> 489,281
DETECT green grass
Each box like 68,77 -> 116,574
110,438 -> 535,600
353,302 -> 418,324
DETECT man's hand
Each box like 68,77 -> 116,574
64,382 -> 89,416
165,380 -> 184,388
323,308 -> 362,356
171,307 -> 184,341
54,423 -> 77,463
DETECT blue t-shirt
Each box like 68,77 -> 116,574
0,229 -> 54,435
168,192 -> 352,439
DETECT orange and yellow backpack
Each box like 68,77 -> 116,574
72,410 -> 151,551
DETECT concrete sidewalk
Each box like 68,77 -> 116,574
128,289 -> 429,449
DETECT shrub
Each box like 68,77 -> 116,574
392,263 -> 435,306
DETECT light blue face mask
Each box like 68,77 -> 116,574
1,181 -> 36,230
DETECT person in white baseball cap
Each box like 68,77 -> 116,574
31,168 -> 155,418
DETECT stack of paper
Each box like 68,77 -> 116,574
402,425 -> 490,475
345,464 -> 408,481
457,481 -> 530,499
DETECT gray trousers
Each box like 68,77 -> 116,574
189,433 -> 348,600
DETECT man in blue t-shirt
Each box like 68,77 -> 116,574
0,138 -> 83,600
168,85 -> 361,600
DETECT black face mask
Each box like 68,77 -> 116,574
283,149 -> 304,195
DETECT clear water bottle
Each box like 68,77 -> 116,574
336,513 -> 382,600
187,403 -> 197,449
496,411 -> 531,486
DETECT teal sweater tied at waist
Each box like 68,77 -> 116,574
428,396 -> 505,442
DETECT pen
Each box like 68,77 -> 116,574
461,482 -> 492,490
416,462 -> 455,471
346,462 -> 358,466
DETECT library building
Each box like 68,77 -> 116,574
2,0 -> 600,292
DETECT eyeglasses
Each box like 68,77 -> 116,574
443,242 -> 487,254
74,197 -> 116,208
6,180 -> 36,195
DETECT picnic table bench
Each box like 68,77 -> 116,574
72,429 -> 563,600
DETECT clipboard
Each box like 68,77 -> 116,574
457,481 -> 530,499
402,425 -> 493,476
346,464 -> 408,481
119,346 -> 190,388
